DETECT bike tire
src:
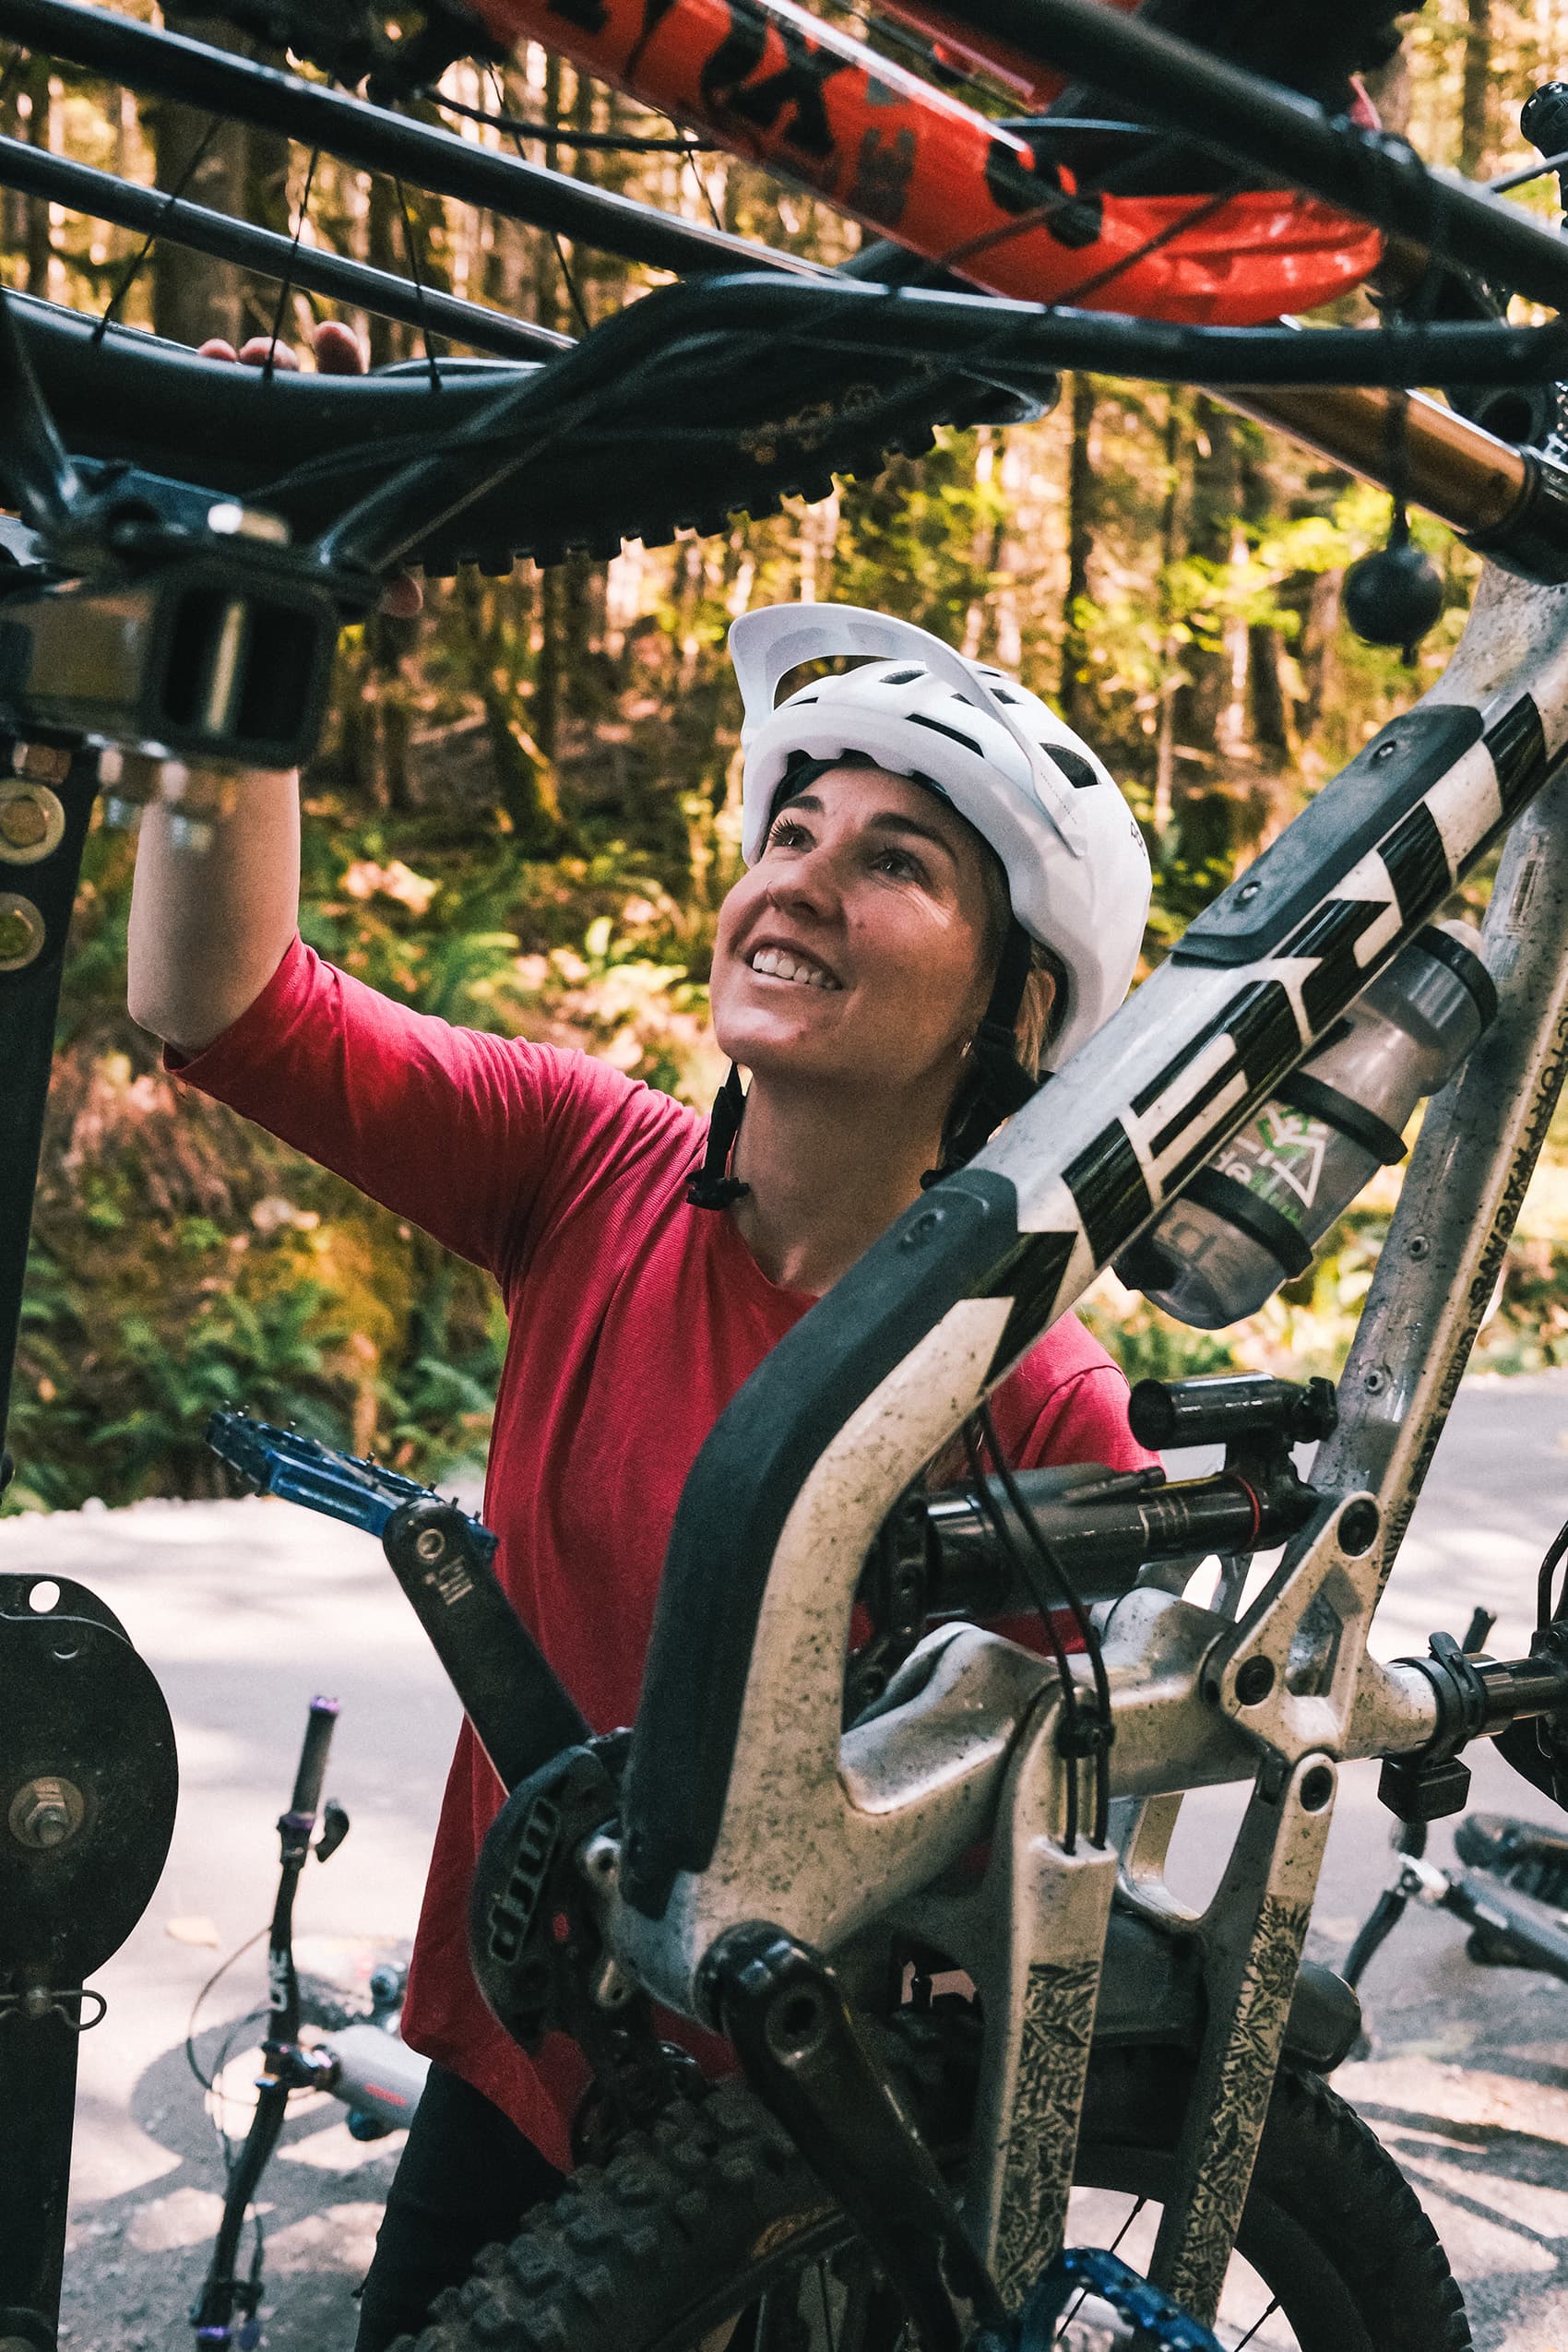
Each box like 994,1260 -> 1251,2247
10,286 -> 1027,576
391,2051 -> 1470,2352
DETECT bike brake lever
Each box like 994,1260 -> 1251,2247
315,1798 -> 350,1863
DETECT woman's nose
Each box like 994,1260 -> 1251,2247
766,843 -> 840,917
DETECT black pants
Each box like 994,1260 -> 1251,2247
354,2062 -> 564,2351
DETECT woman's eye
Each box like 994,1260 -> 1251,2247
874,847 -> 924,883
767,820 -> 810,851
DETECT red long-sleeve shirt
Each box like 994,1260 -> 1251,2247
172,936 -> 1150,2160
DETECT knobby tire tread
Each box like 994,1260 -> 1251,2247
390,2051 -> 1470,2352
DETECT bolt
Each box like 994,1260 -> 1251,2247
8,1773 -> 85,1850
1237,879 -> 1262,902
0,781 -> 65,865
1408,1235 -> 1431,1260
415,1526 -> 446,1562
1373,738 -> 1398,760
1363,1367 -> 1388,1396
1300,1764 -> 1336,1812
898,1208 -> 942,1253
1338,1499 -> 1381,1557
1235,1656 -> 1276,1706
0,894 -> 44,970
0,792 -> 45,849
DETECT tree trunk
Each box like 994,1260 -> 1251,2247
1152,390 -> 1188,841
145,21 -> 250,347
1059,373 -> 1097,729
19,58 -> 56,301
1458,0 -> 1492,181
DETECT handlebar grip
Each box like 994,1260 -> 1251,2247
289,1696 -> 339,1820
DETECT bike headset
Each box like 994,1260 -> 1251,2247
686,602 -> 1153,1209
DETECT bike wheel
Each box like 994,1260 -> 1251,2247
0,0 -> 1528,584
393,2049 -> 1469,2352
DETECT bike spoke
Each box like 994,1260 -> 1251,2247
392,169 -> 443,384
93,107 -> 224,340
262,137 -> 324,375
816,2260 -> 839,2352
1231,2296 -> 1283,2349
1059,2197 -> 1148,2333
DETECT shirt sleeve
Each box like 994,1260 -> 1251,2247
164,934 -> 686,1280
994,1313 -> 1158,1476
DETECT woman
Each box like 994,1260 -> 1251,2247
127,598 -> 1153,2346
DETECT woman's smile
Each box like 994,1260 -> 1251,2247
745,940 -> 844,992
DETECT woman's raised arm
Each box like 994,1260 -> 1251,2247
126,766 -> 303,1054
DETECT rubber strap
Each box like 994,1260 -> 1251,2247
1274,1070 -> 1408,1167
932,921 -> 1040,1177
1182,1165 -> 1315,1280
1413,921 -> 1499,1031
686,1063 -> 752,1210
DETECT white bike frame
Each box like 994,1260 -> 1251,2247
590,561 -> 1568,2325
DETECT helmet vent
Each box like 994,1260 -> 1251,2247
907,711 -> 983,757
879,667 -> 925,685
991,688 -> 1021,704
1046,747 -> 1101,790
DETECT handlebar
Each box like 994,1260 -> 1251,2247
288,1696 -> 339,1821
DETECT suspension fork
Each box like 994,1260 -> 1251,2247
1147,1752 -> 1337,2320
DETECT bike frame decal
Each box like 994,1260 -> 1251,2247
991,1955 -> 1102,2300
471,0 -> 1382,321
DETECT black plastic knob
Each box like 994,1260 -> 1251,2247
1522,80 -> 1568,164
1343,538 -> 1444,655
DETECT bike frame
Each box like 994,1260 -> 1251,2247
569,562 -> 1568,2325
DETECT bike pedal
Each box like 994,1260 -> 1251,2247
1018,2247 -> 1223,2351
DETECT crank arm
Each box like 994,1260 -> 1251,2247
704,1922 -> 1009,2352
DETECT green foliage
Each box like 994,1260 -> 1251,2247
8,4 -> 1566,1515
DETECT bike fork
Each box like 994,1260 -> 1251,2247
1148,1752 -> 1337,2321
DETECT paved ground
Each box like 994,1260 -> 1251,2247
8,1378 -> 1568,2346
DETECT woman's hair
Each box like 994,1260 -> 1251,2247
969,835 -> 1065,1077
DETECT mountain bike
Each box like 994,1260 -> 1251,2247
14,1 -> 1568,2348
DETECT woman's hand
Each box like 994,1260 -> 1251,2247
198,322 -> 423,618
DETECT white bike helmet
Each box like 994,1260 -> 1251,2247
731,602 -> 1151,1071
686,603 -> 1150,1209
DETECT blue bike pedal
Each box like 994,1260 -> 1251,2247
207,1408 -> 497,1564
1017,2247 -> 1224,2350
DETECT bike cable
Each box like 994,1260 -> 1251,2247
977,1398 -> 1116,1848
1538,1512 -> 1568,1628
956,1408 -> 1114,1851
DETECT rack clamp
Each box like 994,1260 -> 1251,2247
1384,1623 -> 1568,1820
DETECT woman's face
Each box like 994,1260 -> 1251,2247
711,764 -> 998,1108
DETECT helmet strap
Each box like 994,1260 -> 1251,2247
926,921 -> 1040,1182
686,1062 -> 753,1211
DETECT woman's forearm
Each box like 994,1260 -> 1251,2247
126,769 -> 302,1054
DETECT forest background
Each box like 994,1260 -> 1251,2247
7,0 -> 1568,1511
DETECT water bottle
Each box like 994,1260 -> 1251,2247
1115,921 -> 1495,1329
